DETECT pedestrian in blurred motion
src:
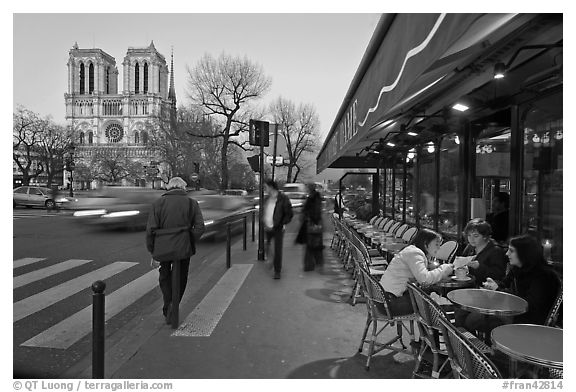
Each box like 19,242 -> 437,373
296,183 -> 324,271
146,176 -> 205,324
48,185 -> 60,213
334,186 -> 344,216
263,179 -> 293,279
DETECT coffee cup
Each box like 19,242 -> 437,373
455,267 -> 468,280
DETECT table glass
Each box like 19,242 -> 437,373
491,324 -> 563,369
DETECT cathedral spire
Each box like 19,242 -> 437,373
168,47 -> 176,107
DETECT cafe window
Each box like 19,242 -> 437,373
419,143 -> 437,229
438,134 -> 461,235
405,150 -> 417,224
385,168 -> 394,217
521,93 -> 562,264
394,165 -> 404,221
475,123 -> 511,231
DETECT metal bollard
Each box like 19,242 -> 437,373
92,280 -> 106,379
226,222 -> 232,269
251,211 -> 255,242
171,260 -> 180,329
243,216 -> 247,251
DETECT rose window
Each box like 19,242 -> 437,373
105,124 -> 124,143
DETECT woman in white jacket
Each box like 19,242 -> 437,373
380,228 -> 454,315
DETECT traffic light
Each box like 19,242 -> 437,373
247,155 -> 260,172
249,119 -> 270,147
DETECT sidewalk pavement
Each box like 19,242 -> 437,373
74,228 -> 416,379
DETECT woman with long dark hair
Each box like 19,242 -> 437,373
379,228 -> 454,315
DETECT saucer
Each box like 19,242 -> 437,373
451,276 -> 471,282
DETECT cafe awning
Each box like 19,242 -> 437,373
317,13 -> 525,173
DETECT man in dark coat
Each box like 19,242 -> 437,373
262,179 -> 293,279
146,177 -> 205,323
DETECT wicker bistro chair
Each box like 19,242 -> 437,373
377,217 -> 390,230
406,282 -> 452,378
330,213 -> 341,250
407,282 -> 493,378
434,240 -> 458,264
394,223 -> 409,239
369,216 -> 379,225
438,317 -> 502,379
381,219 -> 395,233
349,243 -> 387,306
357,267 -> 416,370
545,279 -> 563,328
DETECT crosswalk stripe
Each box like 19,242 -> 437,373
13,258 -> 46,269
21,269 -> 158,349
14,259 -> 93,289
172,264 -> 253,337
13,261 -> 136,322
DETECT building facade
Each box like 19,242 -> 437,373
64,41 -> 175,188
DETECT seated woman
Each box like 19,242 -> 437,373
462,234 -> 560,334
379,228 -> 454,316
461,218 -> 508,286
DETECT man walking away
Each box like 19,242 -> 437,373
146,177 -> 205,324
263,179 -> 293,279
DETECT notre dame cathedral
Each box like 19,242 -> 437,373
64,41 -> 175,188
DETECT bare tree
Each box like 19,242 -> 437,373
90,149 -> 143,184
186,53 -> 271,190
13,106 -> 46,185
269,98 -> 321,183
37,122 -> 73,188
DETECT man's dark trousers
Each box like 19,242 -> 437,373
159,259 -> 190,316
265,229 -> 284,273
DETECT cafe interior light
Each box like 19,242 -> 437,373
407,131 -> 418,136
494,62 -> 506,79
386,142 -> 395,147
454,135 -> 460,144
427,143 -> 435,153
452,103 -> 469,112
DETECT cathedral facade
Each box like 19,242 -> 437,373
64,41 -> 175,188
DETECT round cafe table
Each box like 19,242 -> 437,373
491,324 -> 562,368
491,324 -> 562,377
447,288 -> 528,317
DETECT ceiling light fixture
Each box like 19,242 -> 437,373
452,103 -> 469,112
493,62 -> 506,79
386,142 -> 395,147
407,131 -> 418,136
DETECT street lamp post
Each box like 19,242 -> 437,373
67,143 -> 76,197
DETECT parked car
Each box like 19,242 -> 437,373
13,186 -> 75,209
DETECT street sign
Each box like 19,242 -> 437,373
190,173 -> 199,182
265,156 -> 283,165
